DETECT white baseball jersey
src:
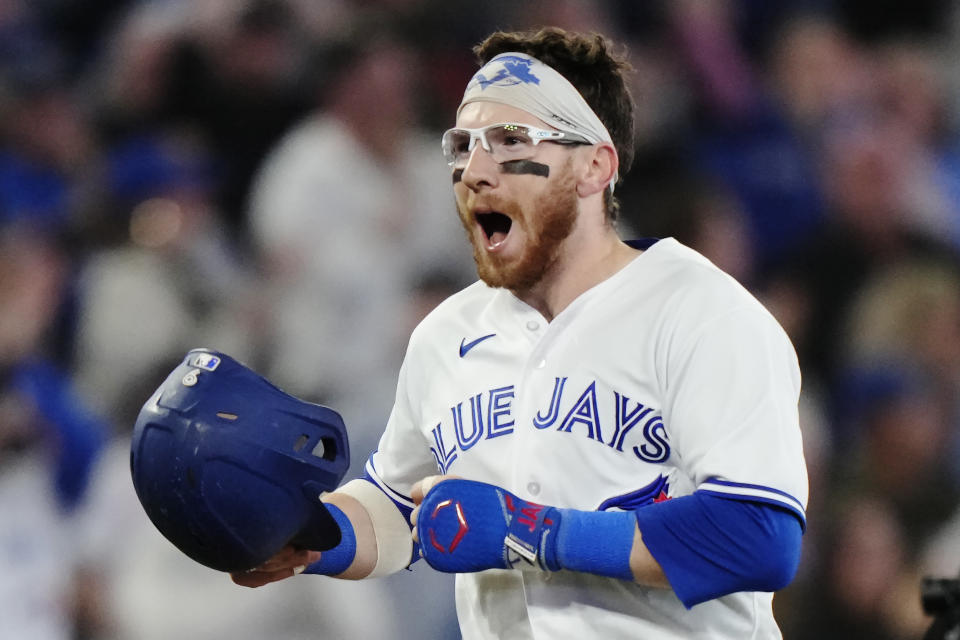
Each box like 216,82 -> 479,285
369,238 -> 808,639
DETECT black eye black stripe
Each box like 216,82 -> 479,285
452,161 -> 550,182
499,160 -> 550,177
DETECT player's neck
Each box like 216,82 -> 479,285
513,227 -> 640,322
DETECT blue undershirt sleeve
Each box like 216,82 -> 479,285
306,470 -> 421,575
633,492 -> 803,608
304,504 -> 356,575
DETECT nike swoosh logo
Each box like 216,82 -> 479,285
459,333 -> 496,358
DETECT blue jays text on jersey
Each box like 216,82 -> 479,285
429,377 -> 671,475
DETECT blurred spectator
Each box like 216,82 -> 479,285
246,19 -> 471,640
0,225 -> 108,640
839,259 -> 960,497
159,0 -> 314,235
666,7 -> 845,269
874,40 -> 960,251
0,70 -> 100,232
842,261 -> 960,400
87,2 -> 188,146
248,22 -> 473,467
833,365 -> 957,543
788,496 -> 927,640
619,164 -> 757,286
779,260 -> 960,638
761,111 -> 960,386
89,0 -> 314,237
72,131 -> 260,429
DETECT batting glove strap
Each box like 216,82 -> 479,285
501,491 -> 561,571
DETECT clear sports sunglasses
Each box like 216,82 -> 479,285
441,122 -> 592,167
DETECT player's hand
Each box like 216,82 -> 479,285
412,477 -> 562,574
230,545 -> 321,588
410,474 -> 458,544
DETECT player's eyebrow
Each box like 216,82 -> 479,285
453,169 -> 464,183
499,159 -> 550,177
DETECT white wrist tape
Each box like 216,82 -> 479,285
336,479 -> 413,578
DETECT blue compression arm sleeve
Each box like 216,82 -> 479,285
633,492 -> 803,608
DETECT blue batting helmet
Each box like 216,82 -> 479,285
130,348 -> 350,572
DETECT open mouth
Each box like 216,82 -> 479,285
476,211 -> 512,248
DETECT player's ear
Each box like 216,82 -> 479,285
576,142 -> 618,198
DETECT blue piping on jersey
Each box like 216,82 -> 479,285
698,477 -> 806,530
363,454 -> 420,565
625,238 -> 661,251
364,454 -> 416,509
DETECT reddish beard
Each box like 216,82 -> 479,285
458,161 -> 579,292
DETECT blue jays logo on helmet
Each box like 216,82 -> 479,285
130,349 -> 350,573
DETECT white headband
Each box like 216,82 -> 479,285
458,52 -> 617,188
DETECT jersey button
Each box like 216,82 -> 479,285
526,320 -> 540,331
527,481 -> 541,496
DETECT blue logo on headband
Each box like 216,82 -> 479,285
469,55 -> 540,91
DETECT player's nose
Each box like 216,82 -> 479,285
460,144 -> 500,192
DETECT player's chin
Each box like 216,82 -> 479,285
474,243 -> 532,290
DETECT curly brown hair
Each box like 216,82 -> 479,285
474,27 -> 636,221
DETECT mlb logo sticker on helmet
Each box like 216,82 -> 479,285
190,352 -> 221,371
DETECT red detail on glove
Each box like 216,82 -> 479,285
517,504 -> 544,533
428,499 -> 469,553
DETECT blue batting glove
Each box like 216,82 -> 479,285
416,479 -> 561,573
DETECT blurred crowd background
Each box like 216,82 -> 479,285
2,0 -> 960,638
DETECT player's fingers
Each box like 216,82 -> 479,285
411,504 -> 421,536
257,544 -> 300,567
411,476 -> 439,505
230,564 -> 305,588
253,546 -> 317,573
411,474 -> 457,504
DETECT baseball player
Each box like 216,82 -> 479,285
234,27 -> 808,639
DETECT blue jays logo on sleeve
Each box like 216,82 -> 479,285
597,474 -> 671,511
468,55 -> 540,91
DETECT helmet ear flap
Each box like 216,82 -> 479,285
289,480 -> 343,550
130,349 -> 350,573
